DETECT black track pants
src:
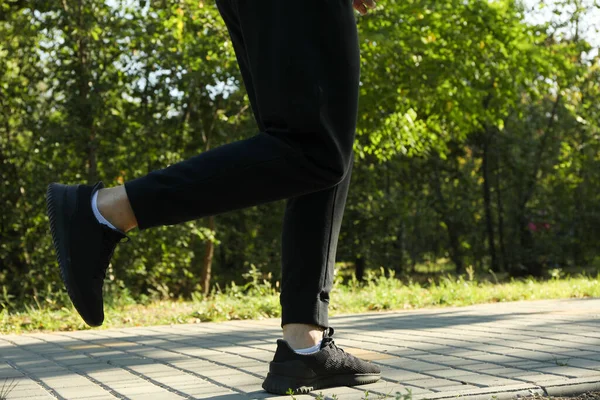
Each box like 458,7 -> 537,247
124,0 -> 360,328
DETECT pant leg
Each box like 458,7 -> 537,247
124,0 -> 360,230
280,156 -> 354,329
214,0 -> 360,329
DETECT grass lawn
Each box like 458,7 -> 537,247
1,269 -> 600,334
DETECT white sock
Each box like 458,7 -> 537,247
293,340 -> 322,355
92,191 -> 118,231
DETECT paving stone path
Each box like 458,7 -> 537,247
2,299 -> 600,400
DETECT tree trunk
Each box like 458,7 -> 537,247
88,126 -> 97,184
495,161 -> 507,272
573,166 -> 585,267
432,161 -> 464,273
410,197 -> 420,271
446,221 -> 464,274
384,165 -> 391,265
200,215 -> 215,295
70,1 -> 96,183
482,138 -> 498,271
512,96 -> 561,276
196,99 -> 222,296
355,256 -> 365,281
395,219 -> 405,273
517,213 -> 543,277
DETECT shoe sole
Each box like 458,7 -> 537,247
262,372 -> 380,395
46,183 -> 99,327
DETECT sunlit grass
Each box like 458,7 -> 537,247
2,269 -> 599,334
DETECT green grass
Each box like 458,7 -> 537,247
2,269 -> 600,334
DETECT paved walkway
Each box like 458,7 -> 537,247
1,299 -> 600,400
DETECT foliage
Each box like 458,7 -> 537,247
0,0 -> 599,308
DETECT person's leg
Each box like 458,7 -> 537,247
96,186 -> 136,232
94,0 -> 357,345
47,0 -> 380,392
48,0 -> 357,318
280,157 -> 353,348
216,0 -> 380,394
97,0 -> 358,340
212,0 -> 356,350
213,0 -> 358,350
111,0 -> 357,231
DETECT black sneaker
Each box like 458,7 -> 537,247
262,327 -> 381,394
46,182 -> 127,327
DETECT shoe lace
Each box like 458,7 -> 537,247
322,327 -> 346,354
96,226 -> 129,280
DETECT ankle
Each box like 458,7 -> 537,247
282,324 -> 324,350
97,186 -> 137,232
